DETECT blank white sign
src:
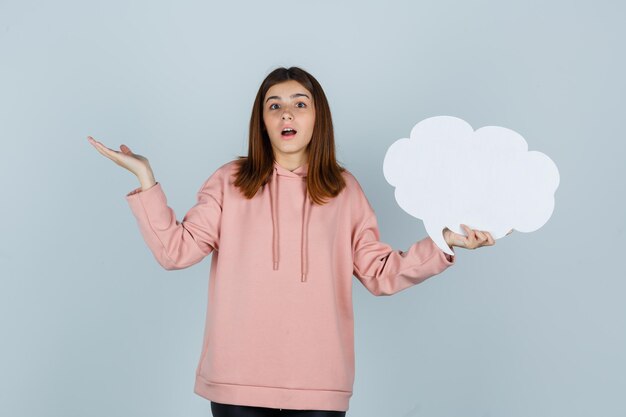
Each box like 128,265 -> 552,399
383,116 -> 560,255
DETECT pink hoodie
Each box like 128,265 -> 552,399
125,159 -> 455,412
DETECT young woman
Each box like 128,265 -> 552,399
88,66 -> 496,416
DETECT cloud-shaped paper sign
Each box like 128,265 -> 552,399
383,116 -> 560,255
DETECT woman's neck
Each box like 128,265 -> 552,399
274,154 -> 308,171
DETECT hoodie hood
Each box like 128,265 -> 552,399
269,160 -> 311,282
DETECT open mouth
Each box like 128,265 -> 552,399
281,128 -> 297,138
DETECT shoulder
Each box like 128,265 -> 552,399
335,168 -> 377,229
340,168 -> 367,197
215,159 -> 240,176
197,159 -> 240,192
338,167 -> 374,211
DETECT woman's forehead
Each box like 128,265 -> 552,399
265,80 -> 312,101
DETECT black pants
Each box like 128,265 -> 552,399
211,401 -> 347,417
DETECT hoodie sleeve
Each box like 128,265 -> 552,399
352,212 -> 455,296
125,170 -> 223,271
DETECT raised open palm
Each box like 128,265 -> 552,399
87,136 -> 152,177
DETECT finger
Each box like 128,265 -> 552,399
466,225 -> 478,242
120,144 -> 132,154
94,140 -> 117,155
88,136 -> 104,150
95,148 -> 118,162
92,140 -> 116,156
88,136 -> 105,150
461,224 -> 477,249
473,230 -> 486,249
88,137 -> 113,157
447,229 -> 461,247
455,233 -> 468,248
91,140 -> 120,162
454,232 -> 468,248
88,136 -> 110,150
461,225 -> 473,245
485,232 -> 495,245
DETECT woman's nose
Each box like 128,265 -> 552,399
281,111 -> 293,120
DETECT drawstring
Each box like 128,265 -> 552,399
301,190 -> 311,282
268,164 -> 311,283
270,165 -> 280,271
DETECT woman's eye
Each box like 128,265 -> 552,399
296,102 -> 306,108
269,103 -> 279,110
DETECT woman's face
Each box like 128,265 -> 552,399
262,80 -> 315,167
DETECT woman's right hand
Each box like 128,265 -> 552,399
87,136 -> 153,178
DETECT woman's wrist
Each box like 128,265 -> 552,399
136,170 -> 157,191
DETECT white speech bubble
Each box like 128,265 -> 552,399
383,115 -> 560,255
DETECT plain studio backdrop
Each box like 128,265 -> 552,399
1,1 -> 624,416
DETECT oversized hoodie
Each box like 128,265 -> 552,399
125,159 -> 455,412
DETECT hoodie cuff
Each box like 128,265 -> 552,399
126,182 -> 159,197
434,238 -> 455,265
125,181 -> 167,222
124,180 -> 181,236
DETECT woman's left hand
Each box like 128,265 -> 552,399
443,224 -> 495,250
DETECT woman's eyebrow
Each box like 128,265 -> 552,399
265,93 -> 310,103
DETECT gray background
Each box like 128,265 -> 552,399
1,0 -> 624,416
